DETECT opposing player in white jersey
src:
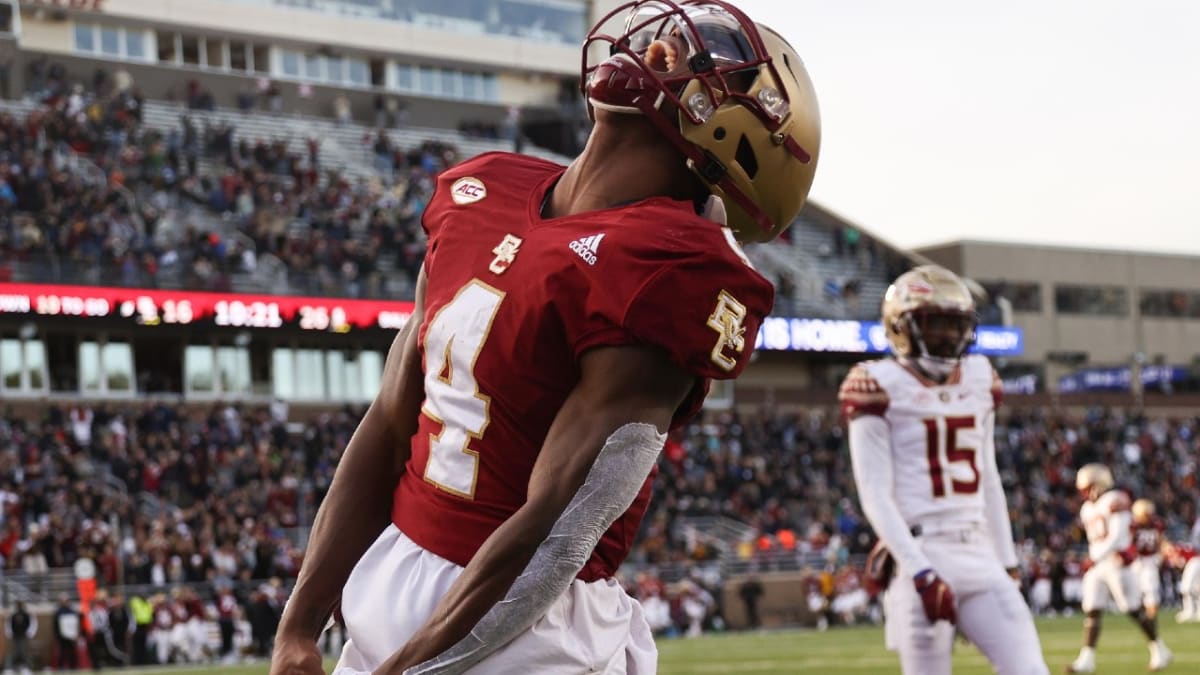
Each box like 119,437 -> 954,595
1067,465 -> 1172,672
1129,499 -> 1166,622
1163,541 -> 1199,622
841,265 -> 1047,675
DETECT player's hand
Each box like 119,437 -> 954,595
269,634 -> 325,675
701,194 -> 727,225
913,569 -> 957,625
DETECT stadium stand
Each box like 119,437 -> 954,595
4,59 -> 1195,661
1,398 -> 1197,651
0,65 -> 910,318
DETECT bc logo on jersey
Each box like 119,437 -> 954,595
707,290 -> 748,371
489,234 -> 523,275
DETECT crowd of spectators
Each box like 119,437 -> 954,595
0,398 -> 364,664
0,400 -> 357,584
619,404 -> 1200,631
1,394 -> 1199,648
0,63 -> 926,311
636,405 -> 1200,567
0,66 -> 448,298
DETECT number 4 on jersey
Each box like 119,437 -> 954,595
422,280 -> 505,498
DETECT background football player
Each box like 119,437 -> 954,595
841,265 -> 1047,675
1129,499 -> 1166,623
1163,541 -> 1200,623
268,2 -> 820,674
1068,465 -> 1172,673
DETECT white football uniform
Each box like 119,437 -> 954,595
1179,554 -> 1200,621
842,355 -> 1047,675
1079,490 -> 1138,612
332,525 -> 655,675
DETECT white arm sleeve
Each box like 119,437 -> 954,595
979,412 -> 1018,568
848,414 -> 933,577
1090,510 -> 1132,561
403,422 -> 667,675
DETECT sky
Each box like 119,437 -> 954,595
732,0 -> 1200,255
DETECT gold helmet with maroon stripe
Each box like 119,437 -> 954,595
583,1 -> 820,242
1132,498 -> 1155,523
1075,463 -> 1114,502
882,265 -> 978,379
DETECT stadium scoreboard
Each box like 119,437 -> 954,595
0,283 -> 415,333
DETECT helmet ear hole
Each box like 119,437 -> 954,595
735,134 -> 758,179
714,127 -> 726,140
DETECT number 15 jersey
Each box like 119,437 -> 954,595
839,354 -> 1003,528
392,152 -> 774,582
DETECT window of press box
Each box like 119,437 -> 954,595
0,336 -> 47,395
1053,285 -> 1129,317
0,2 -> 14,37
73,23 -> 154,62
272,347 -> 382,402
1139,289 -> 1200,319
978,280 -> 1042,313
79,340 -> 135,396
184,344 -> 253,397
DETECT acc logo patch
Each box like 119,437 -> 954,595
450,177 -> 487,205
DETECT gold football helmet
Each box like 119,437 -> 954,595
881,265 -> 977,378
584,1 -> 820,242
1132,498 -> 1155,523
1075,463 -> 1114,501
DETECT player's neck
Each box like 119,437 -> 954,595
546,116 -> 700,218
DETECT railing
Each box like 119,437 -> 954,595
1,569 -> 296,606
671,516 -> 758,555
224,0 -> 585,46
1,249 -> 410,301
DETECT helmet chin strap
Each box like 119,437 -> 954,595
908,355 -> 959,383
903,315 -> 962,383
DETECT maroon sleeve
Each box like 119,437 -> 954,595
619,253 -> 773,380
838,363 -> 889,420
563,212 -> 774,382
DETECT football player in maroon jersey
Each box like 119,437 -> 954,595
271,2 -> 819,674
1128,499 -> 1166,623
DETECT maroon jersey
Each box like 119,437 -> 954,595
186,599 -> 205,620
217,593 -> 238,620
1179,545 -> 1198,562
153,603 -> 174,629
1132,516 -> 1165,556
392,152 -> 773,581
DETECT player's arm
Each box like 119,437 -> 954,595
847,414 -> 933,577
272,267 -> 428,664
1090,506 -> 1133,561
979,410 -> 1019,569
374,345 -> 693,675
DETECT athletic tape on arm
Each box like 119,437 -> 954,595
404,422 -> 667,675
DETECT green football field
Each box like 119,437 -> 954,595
110,614 -> 1198,674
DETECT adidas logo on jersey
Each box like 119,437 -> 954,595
569,233 -> 605,266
